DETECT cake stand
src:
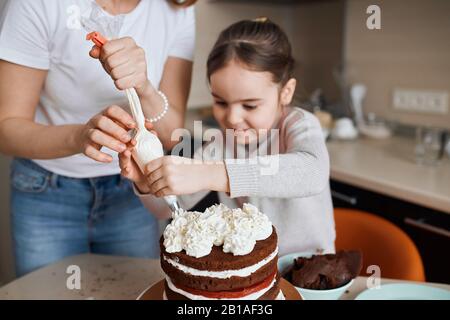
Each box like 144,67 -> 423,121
137,278 -> 302,300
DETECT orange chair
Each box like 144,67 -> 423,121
334,208 -> 426,282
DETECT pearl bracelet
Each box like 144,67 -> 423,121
146,90 -> 169,123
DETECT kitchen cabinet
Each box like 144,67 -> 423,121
182,133 -> 450,283
327,136 -> 449,284
331,179 -> 450,284
192,182 -> 450,284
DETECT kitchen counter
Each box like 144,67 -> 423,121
0,254 -> 449,300
184,108 -> 450,214
327,136 -> 450,214
185,107 -> 450,214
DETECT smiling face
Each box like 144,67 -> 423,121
211,60 -> 294,145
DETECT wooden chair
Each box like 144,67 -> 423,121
334,208 -> 425,281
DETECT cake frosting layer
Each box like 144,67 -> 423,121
163,203 -> 273,257
160,226 -> 277,271
163,247 -> 278,279
164,273 -> 281,300
162,290 -> 285,301
162,252 -> 278,291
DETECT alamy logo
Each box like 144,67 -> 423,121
170,121 -> 281,176
366,5 -> 381,30
66,265 -> 81,290
66,5 -> 82,30
366,265 -> 381,289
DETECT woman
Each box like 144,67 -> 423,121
0,0 -> 196,276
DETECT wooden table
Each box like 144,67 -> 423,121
0,254 -> 448,300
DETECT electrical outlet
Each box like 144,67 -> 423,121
392,89 -> 448,114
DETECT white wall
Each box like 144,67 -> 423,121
188,0 -> 345,108
188,0 -> 294,108
344,0 -> 450,129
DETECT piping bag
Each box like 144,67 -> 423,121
81,5 -> 181,212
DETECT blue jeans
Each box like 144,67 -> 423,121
10,158 -> 160,277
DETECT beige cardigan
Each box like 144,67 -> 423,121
136,107 -> 336,257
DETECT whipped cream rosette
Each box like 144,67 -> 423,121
163,203 -> 273,258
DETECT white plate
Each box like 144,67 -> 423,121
355,283 -> 450,300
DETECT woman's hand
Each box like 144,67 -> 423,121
143,156 -> 230,197
75,105 -> 136,163
89,37 -> 152,96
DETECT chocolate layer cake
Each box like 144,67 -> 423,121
160,204 -> 284,300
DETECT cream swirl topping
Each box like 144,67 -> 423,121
163,203 -> 272,257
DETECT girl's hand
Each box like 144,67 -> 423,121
89,37 -> 151,96
144,156 -> 230,197
119,122 -> 157,194
119,148 -> 150,193
76,105 -> 135,163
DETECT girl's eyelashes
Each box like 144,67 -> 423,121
214,101 -> 227,108
213,100 -> 257,110
243,104 -> 257,110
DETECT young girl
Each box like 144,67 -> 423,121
119,18 -> 335,256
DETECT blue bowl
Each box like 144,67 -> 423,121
278,252 -> 354,300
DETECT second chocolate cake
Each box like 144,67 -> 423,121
283,250 -> 362,290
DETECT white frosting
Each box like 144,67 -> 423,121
165,275 -> 277,300
163,247 -> 278,279
163,203 -> 273,257
133,130 -> 164,169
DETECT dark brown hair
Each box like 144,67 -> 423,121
207,18 -> 295,86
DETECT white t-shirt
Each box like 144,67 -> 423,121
0,0 -> 195,178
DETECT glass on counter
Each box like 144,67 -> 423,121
414,127 -> 446,166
